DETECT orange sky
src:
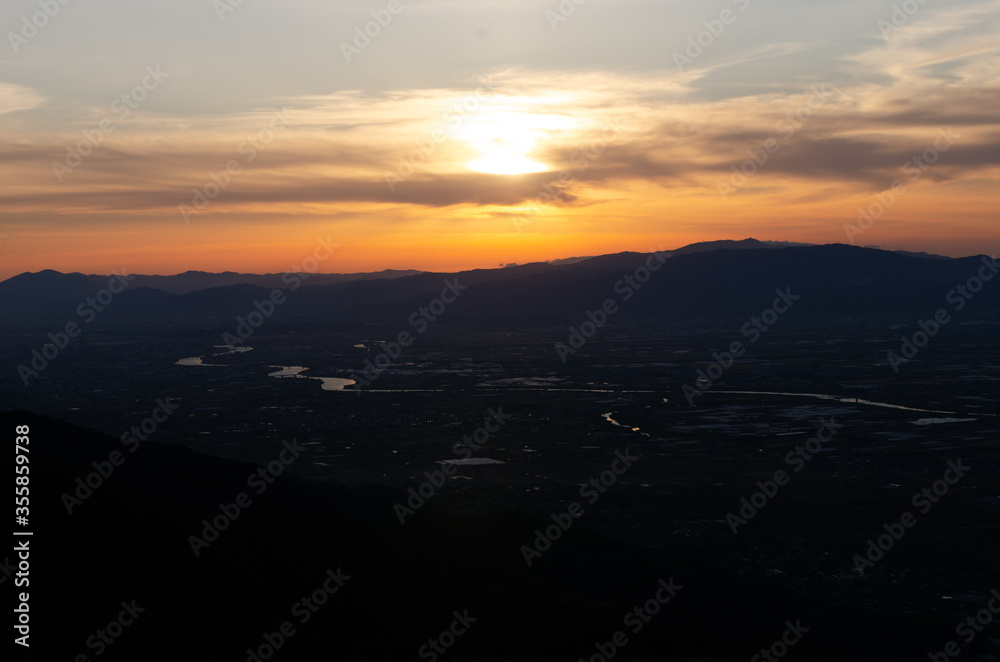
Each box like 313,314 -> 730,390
1,2 -> 998,278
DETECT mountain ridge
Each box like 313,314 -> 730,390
2,242 -> 992,325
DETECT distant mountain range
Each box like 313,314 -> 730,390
3,240 -> 995,325
0,267 -> 421,297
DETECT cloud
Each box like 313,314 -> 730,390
0,0 -> 997,247
0,83 -> 43,114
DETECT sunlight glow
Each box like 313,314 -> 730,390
459,108 -> 569,175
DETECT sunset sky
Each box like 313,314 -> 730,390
1,0 -> 998,279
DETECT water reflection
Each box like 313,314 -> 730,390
267,366 -> 357,391
709,390 -> 996,416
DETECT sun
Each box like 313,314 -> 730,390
458,109 -> 559,175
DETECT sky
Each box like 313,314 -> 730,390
0,0 -> 998,278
